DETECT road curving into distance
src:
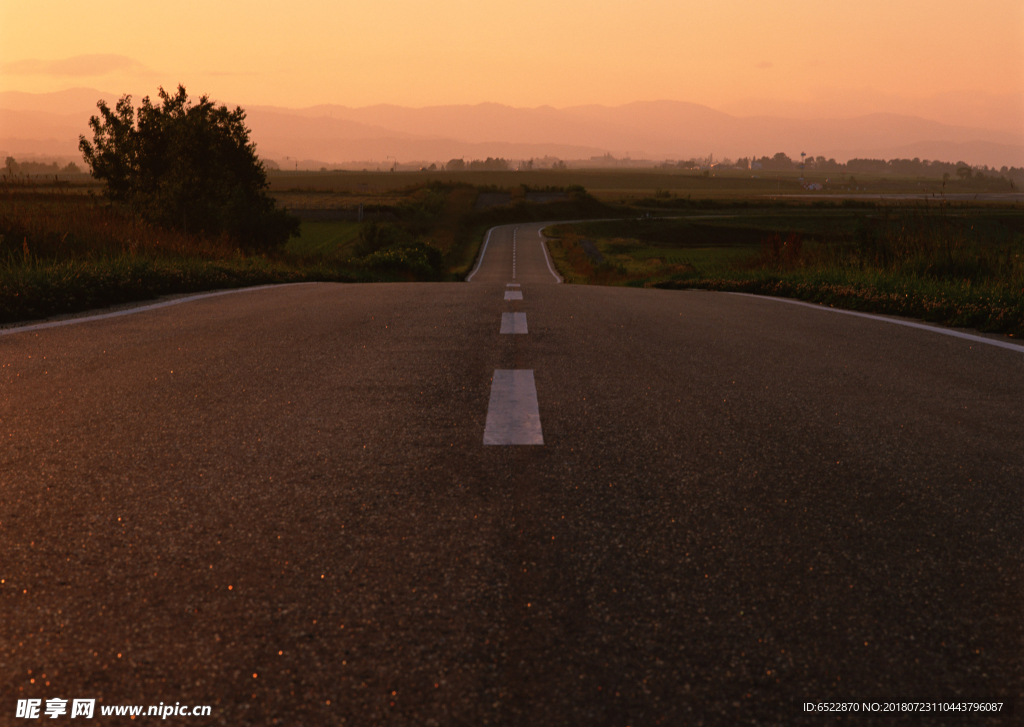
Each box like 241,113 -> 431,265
466,222 -> 563,284
2,222 -> 1021,724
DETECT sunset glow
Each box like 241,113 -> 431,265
2,0 -> 1021,127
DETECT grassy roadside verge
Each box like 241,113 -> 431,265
0,185 -> 414,325
543,212 -> 1024,338
0,255 -> 377,325
656,271 -> 1024,337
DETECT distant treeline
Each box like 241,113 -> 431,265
4,156 -> 81,176
668,153 -> 1024,181
445,157 -> 511,171
440,154 -> 1023,179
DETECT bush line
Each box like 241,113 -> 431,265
0,256 -> 379,325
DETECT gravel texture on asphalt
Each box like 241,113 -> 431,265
2,223 -> 1021,725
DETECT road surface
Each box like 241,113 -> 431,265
2,222 -> 1021,725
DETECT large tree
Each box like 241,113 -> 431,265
79,85 -> 298,250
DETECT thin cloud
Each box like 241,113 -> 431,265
2,54 -> 152,77
755,61 -> 774,70
207,71 -> 261,78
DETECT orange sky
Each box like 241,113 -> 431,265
2,0 -> 1022,128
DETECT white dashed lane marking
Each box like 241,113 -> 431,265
504,291 -> 523,300
506,283 -> 520,288
483,370 -> 544,445
500,312 -> 528,334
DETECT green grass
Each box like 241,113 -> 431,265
658,247 -> 754,269
0,188 -> 396,325
286,221 -> 361,258
0,181 -> 614,322
545,218 -> 762,284
656,269 -> 1024,337
544,210 -> 1024,336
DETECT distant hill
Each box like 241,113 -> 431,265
240,106 -> 605,165
2,89 -> 1022,168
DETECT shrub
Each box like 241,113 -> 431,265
359,241 -> 444,280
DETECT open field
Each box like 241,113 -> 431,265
286,220 -> 362,258
8,166 -> 1019,205
266,168 -> 1022,203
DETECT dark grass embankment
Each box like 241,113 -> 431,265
0,185 -> 377,325
549,207 -> 1024,337
659,271 -> 1024,337
0,256 -> 369,325
272,180 -> 619,278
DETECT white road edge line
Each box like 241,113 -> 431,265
0,282 -> 318,337
464,222 -> 566,284
726,292 -> 1024,353
465,226 -> 497,282
500,312 -> 528,334
483,369 -> 544,445
537,228 -> 563,283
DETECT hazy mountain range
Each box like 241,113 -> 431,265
2,88 -> 1022,169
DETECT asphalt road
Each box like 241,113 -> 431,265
466,222 -> 562,284
2,222 -> 1022,725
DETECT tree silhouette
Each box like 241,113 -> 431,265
79,85 -> 298,251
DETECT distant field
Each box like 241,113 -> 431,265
268,169 -> 796,197
286,221 -> 361,258
10,167 -> 1016,206
545,218 -> 764,284
266,168 -> 1018,203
